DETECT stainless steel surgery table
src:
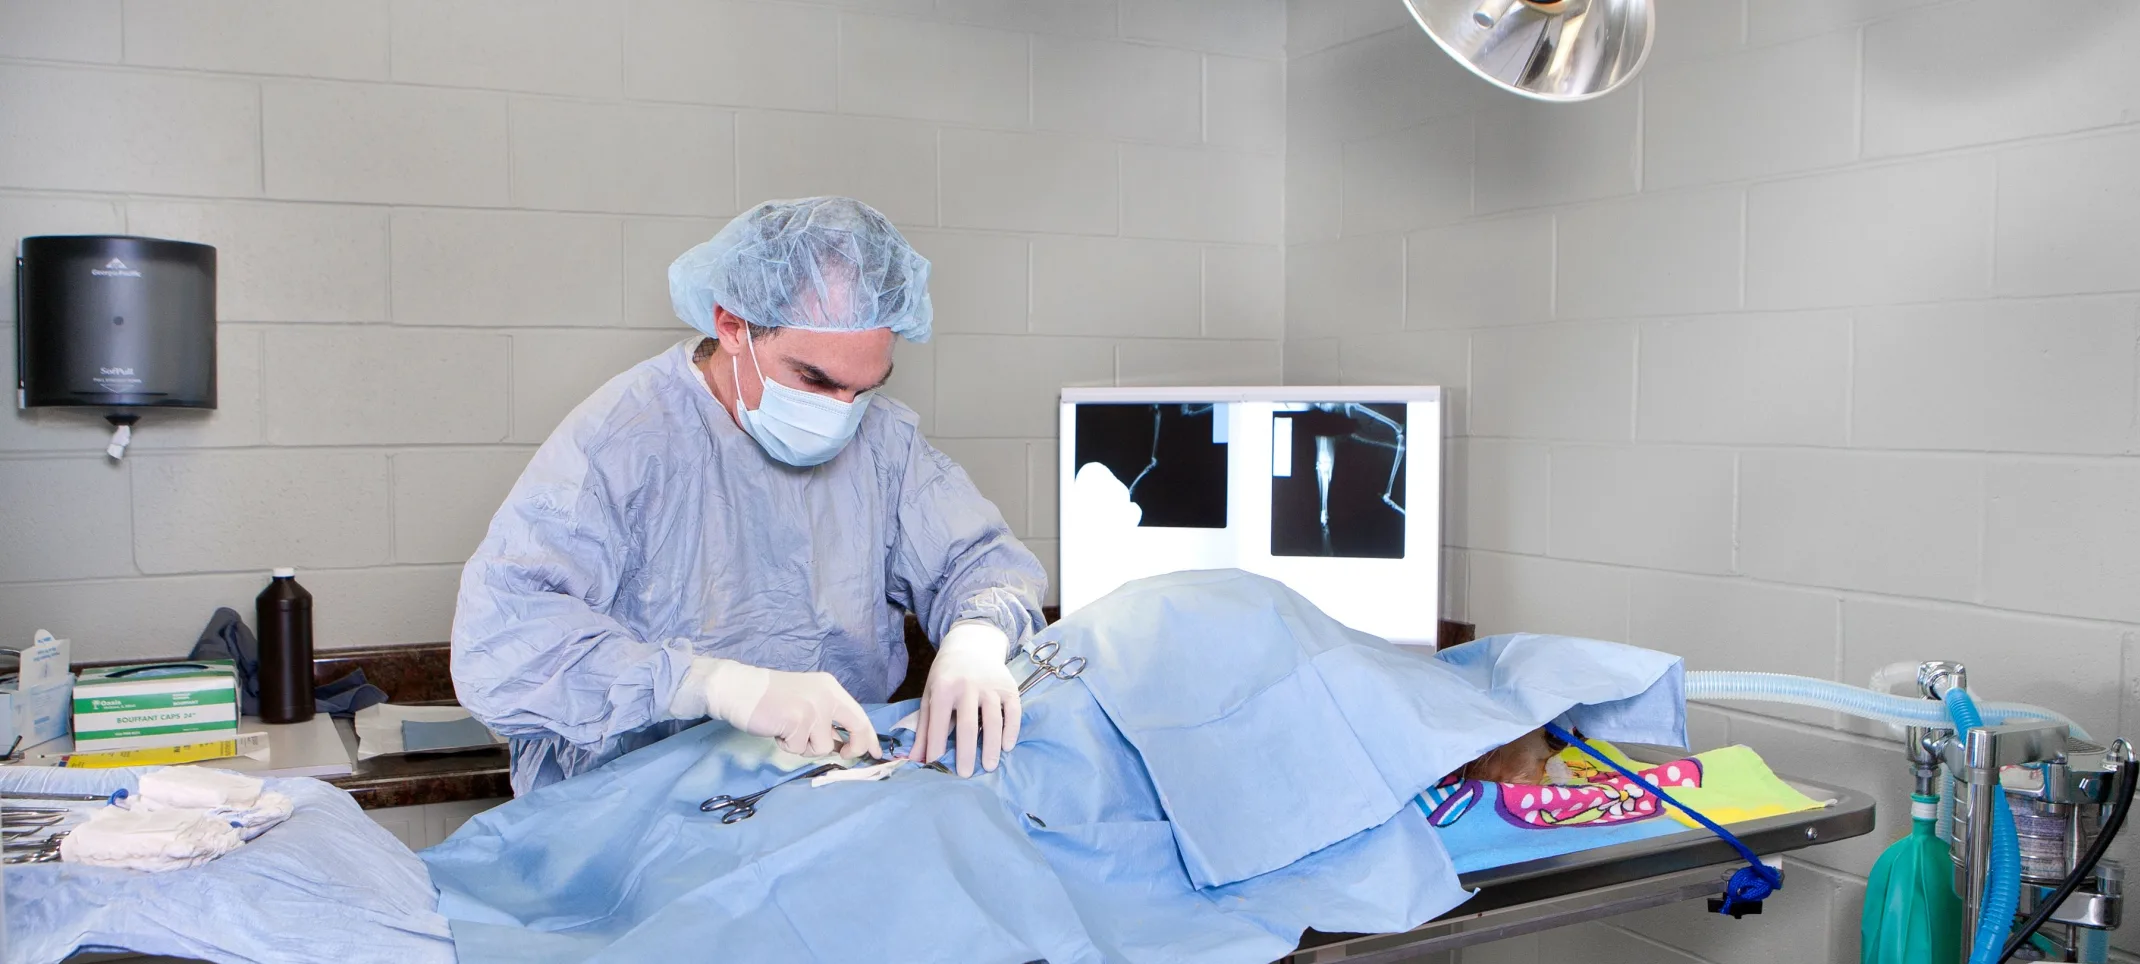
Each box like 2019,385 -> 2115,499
1279,751 -> 1879,963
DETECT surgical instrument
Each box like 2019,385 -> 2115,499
700,740 -> 966,823
827,726 -> 900,761
1022,640 -> 1064,666
701,763 -> 849,823
1014,641 -> 1086,696
4,828 -> 64,848
2,788 -> 128,805
4,830 -> 67,864
877,731 -> 955,774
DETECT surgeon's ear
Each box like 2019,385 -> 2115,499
710,306 -> 747,354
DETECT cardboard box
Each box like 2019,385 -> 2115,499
0,678 -> 73,752
1,630 -> 73,751
72,660 -> 239,752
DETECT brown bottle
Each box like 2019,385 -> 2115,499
256,567 -> 315,724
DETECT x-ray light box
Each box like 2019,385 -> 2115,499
1058,386 -> 1441,646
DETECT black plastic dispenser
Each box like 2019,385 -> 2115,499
15,234 -> 217,456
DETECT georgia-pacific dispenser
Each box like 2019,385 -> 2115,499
15,234 -> 217,459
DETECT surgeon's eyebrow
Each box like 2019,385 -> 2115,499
791,360 -> 894,394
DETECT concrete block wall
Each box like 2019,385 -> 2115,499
1,0 -> 1287,659
1284,1 -> 2140,961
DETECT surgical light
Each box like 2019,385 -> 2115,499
1402,0 -> 1654,102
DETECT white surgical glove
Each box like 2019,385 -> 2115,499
669,657 -> 881,760
912,621 -> 1021,777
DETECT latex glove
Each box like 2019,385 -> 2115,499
669,657 -> 881,760
912,621 -> 1021,777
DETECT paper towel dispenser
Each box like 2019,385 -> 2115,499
16,234 -> 217,411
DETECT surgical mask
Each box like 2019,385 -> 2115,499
728,325 -> 872,467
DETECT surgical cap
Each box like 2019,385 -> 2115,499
668,197 -> 933,343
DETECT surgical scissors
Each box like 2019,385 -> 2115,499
1013,641 -> 1086,696
699,739 -> 962,823
700,763 -> 848,824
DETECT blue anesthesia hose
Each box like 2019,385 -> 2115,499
1945,688 -> 2020,964
1541,722 -> 1781,916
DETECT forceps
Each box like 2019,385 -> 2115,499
1013,641 -> 1086,695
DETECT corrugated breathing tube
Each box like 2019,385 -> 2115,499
1684,672 -> 2089,740
1943,688 -> 2020,964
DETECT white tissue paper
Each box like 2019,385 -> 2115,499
137,765 -> 262,810
134,765 -> 295,841
60,806 -> 244,872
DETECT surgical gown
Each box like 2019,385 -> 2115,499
453,337 -> 1046,795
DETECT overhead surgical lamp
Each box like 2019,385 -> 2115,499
1401,0 -> 1653,102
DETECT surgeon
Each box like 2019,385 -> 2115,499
453,197 -> 1046,795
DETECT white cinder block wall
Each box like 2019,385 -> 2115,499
1284,1 -> 2140,962
0,0 -> 1287,658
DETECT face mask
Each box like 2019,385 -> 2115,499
729,325 -> 873,467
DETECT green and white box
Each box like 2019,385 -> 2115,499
72,661 -> 240,752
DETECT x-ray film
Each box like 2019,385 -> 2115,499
1072,403 -> 1228,529
1269,403 -> 1406,559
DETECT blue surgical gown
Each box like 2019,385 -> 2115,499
453,337 -> 1046,795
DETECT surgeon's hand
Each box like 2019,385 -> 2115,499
674,657 -> 881,760
912,621 -> 1021,777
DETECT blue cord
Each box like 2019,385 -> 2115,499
1542,722 -> 1781,916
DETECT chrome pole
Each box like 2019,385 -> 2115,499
1965,771 -> 1996,951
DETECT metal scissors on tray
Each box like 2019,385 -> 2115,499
1013,641 -> 1086,695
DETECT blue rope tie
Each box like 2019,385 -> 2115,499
1541,722 -> 1781,916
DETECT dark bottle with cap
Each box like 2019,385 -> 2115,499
256,567 -> 315,724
